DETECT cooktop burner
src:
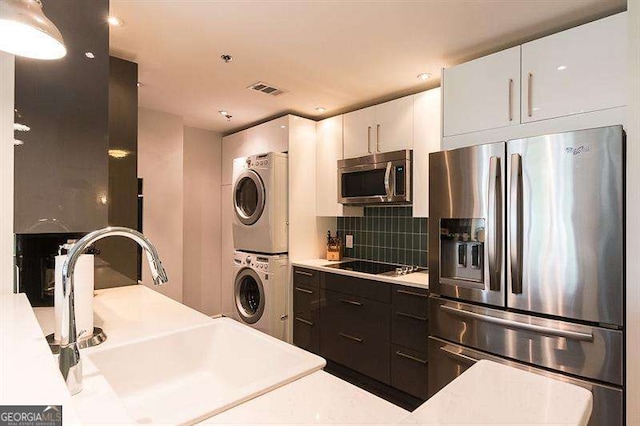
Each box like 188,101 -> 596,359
324,260 -> 399,275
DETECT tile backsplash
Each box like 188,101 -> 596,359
336,206 -> 428,267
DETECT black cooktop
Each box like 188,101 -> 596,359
324,260 -> 398,275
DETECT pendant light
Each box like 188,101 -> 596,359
0,0 -> 66,59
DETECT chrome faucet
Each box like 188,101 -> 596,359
59,226 -> 168,395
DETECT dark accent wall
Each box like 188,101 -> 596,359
94,57 -> 139,289
14,0 -> 109,233
337,207 -> 428,267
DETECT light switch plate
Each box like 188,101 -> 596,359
345,234 -> 354,249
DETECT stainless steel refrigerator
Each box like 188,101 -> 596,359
428,125 -> 624,426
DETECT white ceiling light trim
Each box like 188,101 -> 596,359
0,0 -> 66,59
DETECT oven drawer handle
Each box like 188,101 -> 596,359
396,288 -> 428,298
396,311 -> 427,322
295,270 -> 314,277
339,332 -> 363,343
440,305 -> 593,342
295,287 -> 314,294
295,316 -> 313,326
439,345 -> 479,365
395,351 -> 428,365
340,298 -> 363,307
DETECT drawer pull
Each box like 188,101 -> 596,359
339,332 -> 363,343
396,289 -> 428,299
295,270 -> 314,277
396,351 -> 428,364
295,286 -> 314,294
340,298 -> 363,306
295,316 -> 313,326
396,311 -> 427,322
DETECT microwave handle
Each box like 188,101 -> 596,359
384,162 -> 393,200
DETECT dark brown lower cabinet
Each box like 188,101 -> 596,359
292,268 -> 429,402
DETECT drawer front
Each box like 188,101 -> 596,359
293,311 -> 319,353
322,290 -> 390,344
390,344 -> 428,399
391,309 -> 428,353
293,267 -> 320,288
322,272 -> 391,303
321,328 -> 390,384
293,284 -> 319,311
392,285 -> 429,315
430,297 -> 624,386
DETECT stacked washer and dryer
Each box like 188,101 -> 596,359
230,152 -> 290,342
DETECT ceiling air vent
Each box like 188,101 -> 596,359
247,81 -> 286,96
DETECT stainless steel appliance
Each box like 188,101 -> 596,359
338,150 -> 412,205
428,126 -> 624,426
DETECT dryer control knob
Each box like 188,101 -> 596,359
245,255 -> 252,264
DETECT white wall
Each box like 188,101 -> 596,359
138,108 -> 184,302
183,126 -> 222,316
627,2 -> 639,425
0,52 -> 14,294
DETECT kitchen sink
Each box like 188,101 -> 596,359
86,317 -> 325,425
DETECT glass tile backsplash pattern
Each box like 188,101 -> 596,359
337,206 -> 428,267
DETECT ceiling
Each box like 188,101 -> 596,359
109,0 -> 626,134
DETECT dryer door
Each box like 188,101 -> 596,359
234,267 -> 265,324
233,169 -> 266,226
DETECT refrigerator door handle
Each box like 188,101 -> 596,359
509,153 -> 523,294
487,156 -> 501,291
440,304 -> 594,342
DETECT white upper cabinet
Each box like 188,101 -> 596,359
443,46 -> 521,137
412,88 -> 441,218
316,115 -> 363,217
521,13 -> 627,123
343,106 -> 376,159
375,95 -> 415,153
343,94 -> 415,159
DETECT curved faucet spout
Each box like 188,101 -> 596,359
59,226 -> 168,395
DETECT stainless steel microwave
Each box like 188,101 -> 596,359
338,150 -> 412,205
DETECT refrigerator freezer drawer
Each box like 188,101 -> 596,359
430,297 -> 623,386
428,337 -> 622,426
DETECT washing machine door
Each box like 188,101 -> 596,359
234,267 -> 265,324
233,169 -> 266,226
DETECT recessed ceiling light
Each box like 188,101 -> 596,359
108,149 -> 129,159
85,52 -> 95,59
417,72 -> 431,81
315,107 -> 326,114
220,54 -> 233,63
107,16 -> 123,26
137,81 -> 144,87
557,65 -> 567,71
280,125 -> 286,129
219,110 -> 232,121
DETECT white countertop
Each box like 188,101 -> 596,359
200,370 -> 408,425
292,259 -> 429,290
402,360 -> 592,426
0,294 -> 81,425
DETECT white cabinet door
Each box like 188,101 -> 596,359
443,46 -> 521,137
412,88 -> 441,218
521,12 -> 626,123
316,116 -> 343,216
343,106 -> 375,159
374,95 -> 414,153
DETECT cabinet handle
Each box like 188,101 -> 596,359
295,286 -> 314,294
508,78 -> 513,121
396,311 -> 427,322
295,270 -> 314,277
376,124 -> 381,152
396,288 -> 428,298
339,298 -> 363,306
527,72 -> 533,117
295,316 -> 313,326
395,351 -> 428,364
367,126 -> 372,153
339,332 -> 363,343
